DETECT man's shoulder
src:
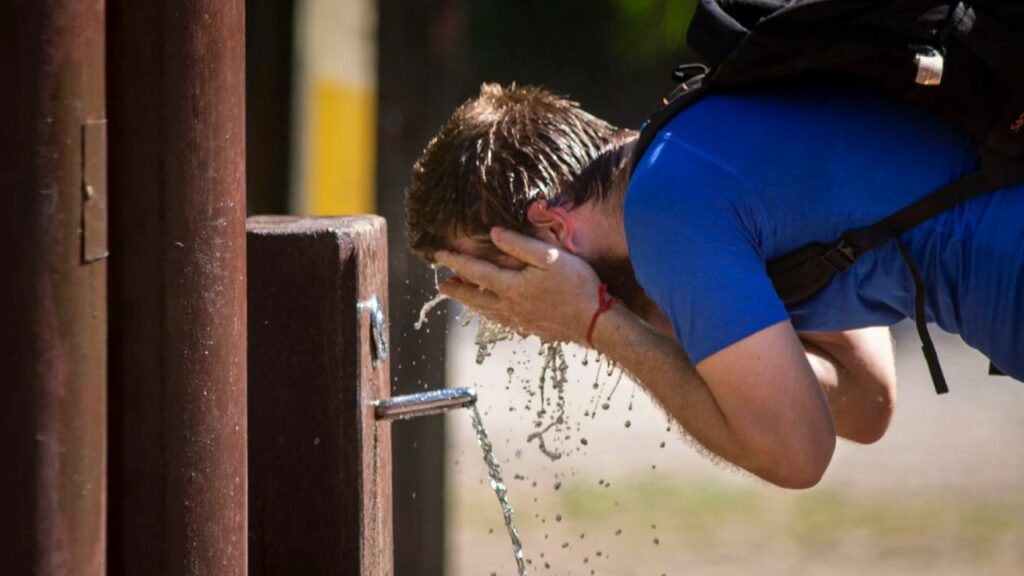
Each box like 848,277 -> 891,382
626,135 -> 753,223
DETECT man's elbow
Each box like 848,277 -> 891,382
843,414 -> 892,445
771,463 -> 828,490
842,378 -> 898,445
753,435 -> 835,490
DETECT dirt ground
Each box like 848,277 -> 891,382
437,312 -> 1024,576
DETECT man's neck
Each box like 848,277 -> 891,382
569,196 -> 675,336
569,196 -> 628,261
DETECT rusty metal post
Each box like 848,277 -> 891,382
0,1 -> 107,574
247,216 -> 393,576
107,2 -> 247,575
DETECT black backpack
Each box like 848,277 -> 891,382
631,0 -> 1024,393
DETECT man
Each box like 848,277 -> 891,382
406,82 -> 1023,488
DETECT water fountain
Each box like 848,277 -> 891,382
248,216 -> 527,576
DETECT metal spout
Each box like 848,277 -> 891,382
374,387 -> 477,421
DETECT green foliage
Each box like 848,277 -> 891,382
612,0 -> 698,65
463,0 -> 697,125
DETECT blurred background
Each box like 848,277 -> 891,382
246,1 -> 1024,574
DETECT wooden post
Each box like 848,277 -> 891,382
247,216 -> 393,576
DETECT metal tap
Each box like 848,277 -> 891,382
374,387 -> 477,421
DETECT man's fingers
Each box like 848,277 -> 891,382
490,227 -> 560,269
440,282 -> 518,332
439,277 -> 501,309
435,250 -> 513,290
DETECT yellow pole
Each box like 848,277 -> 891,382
295,0 -> 377,215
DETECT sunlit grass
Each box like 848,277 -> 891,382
453,472 -> 1024,556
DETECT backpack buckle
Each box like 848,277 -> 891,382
913,45 -> 944,86
672,63 -> 709,84
822,240 -> 857,272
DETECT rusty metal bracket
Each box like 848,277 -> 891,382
82,120 -> 108,263
359,294 -> 389,366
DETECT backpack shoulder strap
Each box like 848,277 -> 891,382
767,169 -> 993,301
629,72 -> 711,175
767,169 -> 995,395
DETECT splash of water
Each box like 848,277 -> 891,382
474,318 -> 515,364
416,287 -> 615,462
526,420 -> 563,461
527,343 -> 569,460
414,292 -> 449,330
414,266 -> 449,330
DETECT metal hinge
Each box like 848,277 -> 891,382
358,294 -> 389,367
82,120 -> 108,264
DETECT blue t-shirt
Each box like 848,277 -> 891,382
624,81 -> 1024,379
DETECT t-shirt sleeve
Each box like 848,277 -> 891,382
624,142 -> 789,365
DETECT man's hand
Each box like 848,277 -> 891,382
435,227 -> 601,344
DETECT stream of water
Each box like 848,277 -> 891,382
469,404 -> 529,576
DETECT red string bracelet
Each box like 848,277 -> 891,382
586,283 -> 619,348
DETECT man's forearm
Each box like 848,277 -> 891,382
589,305 -> 814,487
433,229 -> 837,487
801,329 -> 897,444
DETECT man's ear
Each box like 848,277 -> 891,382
526,199 -> 579,253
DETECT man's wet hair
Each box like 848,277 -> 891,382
565,130 -> 636,209
406,83 -> 632,260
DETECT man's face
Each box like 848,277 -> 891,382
446,231 -> 655,323
448,234 -> 529,271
